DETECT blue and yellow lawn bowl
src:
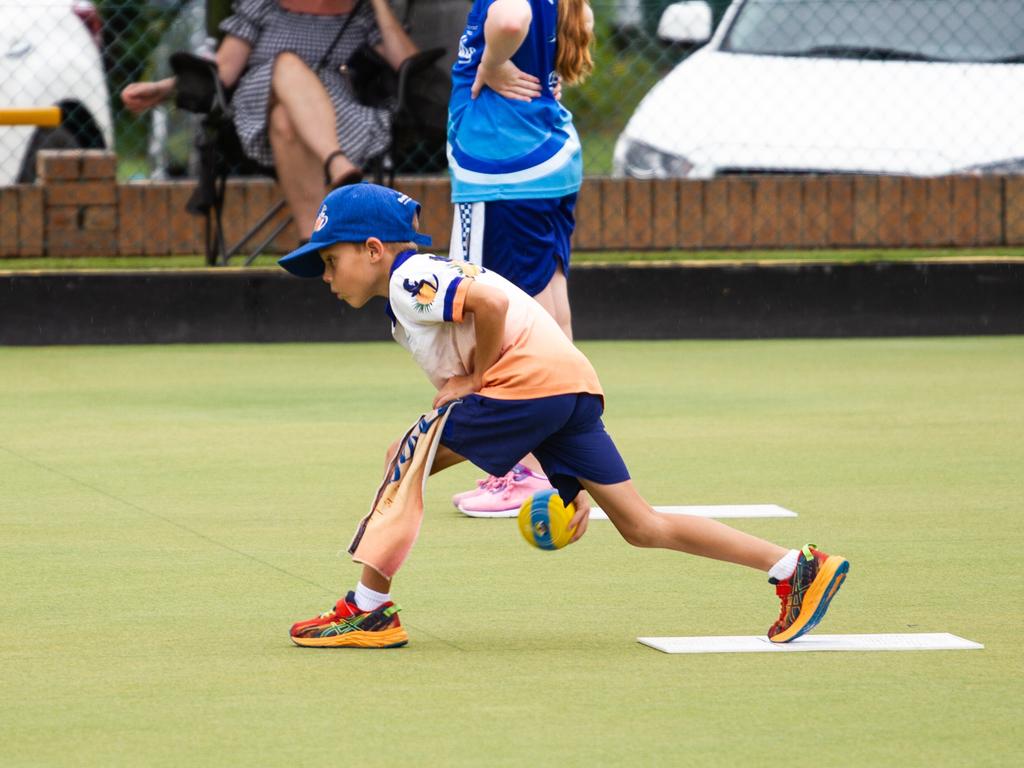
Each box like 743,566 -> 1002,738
518,489 -> 577,550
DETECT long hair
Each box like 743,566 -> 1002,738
555,0 -> 594,85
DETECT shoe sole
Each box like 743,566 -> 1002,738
457,503 -> 518,518
290,626 -> 409,648
769,556 -> 850,644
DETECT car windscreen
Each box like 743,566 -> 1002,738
721,0 -> 1024,63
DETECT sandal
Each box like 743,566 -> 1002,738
323,150 -> 363,189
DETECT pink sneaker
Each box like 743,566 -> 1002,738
451,474 -> 500,509
457,465 -> 552,518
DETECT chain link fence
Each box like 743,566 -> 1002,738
1,1 -> 1022,186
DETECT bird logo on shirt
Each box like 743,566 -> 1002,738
453,260 -> 481,278
428,254 -> 482,278
404,275 -> 440,311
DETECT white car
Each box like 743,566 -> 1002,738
613,0 -> 1024,178
0,1 -> 113,183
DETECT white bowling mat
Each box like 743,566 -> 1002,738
590,504 -> 798,520
459,504 -> 798,519
637,633 -> 983,654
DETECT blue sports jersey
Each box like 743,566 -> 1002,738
448,0 -> 583,203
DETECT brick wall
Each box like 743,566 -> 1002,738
2,150 -> 1023,258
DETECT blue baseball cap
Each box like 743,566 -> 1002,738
278,183 -> 433,278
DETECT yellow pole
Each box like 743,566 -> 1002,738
0,107 -> 62,127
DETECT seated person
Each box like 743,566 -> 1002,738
121,0 -> 418,239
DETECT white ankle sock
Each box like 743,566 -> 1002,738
354,581 -> 390,611
769,549 -> 800,581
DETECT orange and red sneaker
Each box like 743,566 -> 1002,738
290,592 -> 409,648
768,545 -> 850,643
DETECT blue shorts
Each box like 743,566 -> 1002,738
450,194 -> 577,296
440,393 -> 630,504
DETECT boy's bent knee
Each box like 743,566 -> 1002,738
616,515 -> 664,548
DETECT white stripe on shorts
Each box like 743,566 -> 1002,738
449,202 -> 485,265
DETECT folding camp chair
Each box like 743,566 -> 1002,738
172,0 -> 451,267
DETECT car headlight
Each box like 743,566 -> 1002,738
618,139 -> 694,179
961,158 -> 1024,174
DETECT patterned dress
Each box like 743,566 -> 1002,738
220,0 -> 391,168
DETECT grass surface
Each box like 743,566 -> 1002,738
2,338 -> 1022,766
2,246 -> 1023,272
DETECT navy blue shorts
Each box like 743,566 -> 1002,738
451,194 -> 577,296
440,393 -> 630,504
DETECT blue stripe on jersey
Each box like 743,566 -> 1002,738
442,276 -> 463,321
449,150 -> 582,202
450,131 -> 566,174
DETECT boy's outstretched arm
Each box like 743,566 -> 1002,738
433,282 -> 509,408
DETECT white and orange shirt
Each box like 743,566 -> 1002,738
387,251 -> 603,401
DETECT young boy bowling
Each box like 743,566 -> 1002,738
279,183 -> 850,648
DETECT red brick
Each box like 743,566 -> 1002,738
83,205 -> 117,231
419,177 -> 451,251
278,217 -> 302,254
1005,175 -> 1024,245
651,179 -> 678,249
18,186 -> 44,256
79,150 -> 117,180
801,177 -> 828,247
977,176 -> 1003,245
572,178 -> 601,250
394,177 -> 425,207
702,178 -> 729,248
263,202 -> 293,256
726,177 -> 754,248
240,179 -> 274,240
1,187 -> 18,256
901,177 -> 928,246
827,176 -> 854,246
47,229 -> 117,257
776,176 -> 801,247
220,180 -> 247,253
118,184 -> 146,255
677,180 -> 702,249
853,175 -> 880,246
951,175 -> 979,246
169,183 -> 203,255
46,181 -> 116,206
924,176 -> 952,246
143,184 -> 171,255
625,179 -> 653,249
600,178 -> 627,249
752,176 -> 780,247
234,179 -> 273,259
46,206 -> 80,230
877,176 -> 903,245
36,150 -> 81,181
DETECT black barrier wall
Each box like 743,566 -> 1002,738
2,261 -> 1022,346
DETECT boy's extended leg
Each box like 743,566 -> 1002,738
580,479 -> 849,642
580,479 -> 787,569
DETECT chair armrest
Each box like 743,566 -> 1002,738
170,52 -> 231,116
395,47 -> 447,111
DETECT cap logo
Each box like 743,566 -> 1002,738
396,193 -> 412,205
314,205 -> 328,232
